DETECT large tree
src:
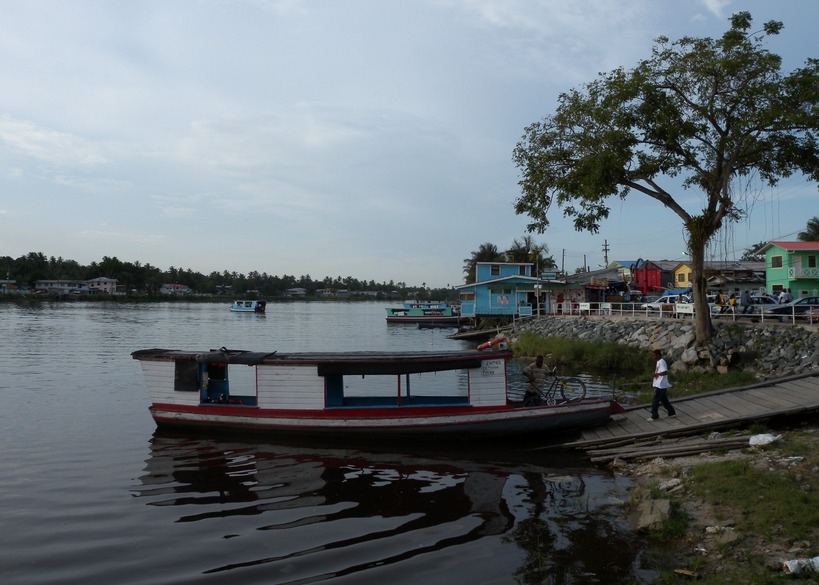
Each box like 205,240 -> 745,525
512,12 -> 818,343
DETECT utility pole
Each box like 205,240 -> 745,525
602,240 -> 609,266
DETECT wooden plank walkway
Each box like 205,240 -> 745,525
565,372 -> 819,462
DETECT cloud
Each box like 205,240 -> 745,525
698,0 -> 732,19
77,230 -> 167,244
0,116 -> 107,166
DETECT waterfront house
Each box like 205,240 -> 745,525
87,277 -> 119,294
566,266 -> 628,302
670,261 -> 765,296
160,283 -> 192,295
759,241 -> 819,297
631,260 -> 678,296
607,260 -> 638,283
34,279 -> 92,295
456,262 -> 567,322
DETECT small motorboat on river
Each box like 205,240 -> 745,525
131,346 -> 623,439
229,300 -> 266,313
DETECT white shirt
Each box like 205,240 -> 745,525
653,357 -> 671,389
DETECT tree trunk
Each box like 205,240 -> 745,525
688,235 -> 713,343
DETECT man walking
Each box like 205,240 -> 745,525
648,349 -> 676,420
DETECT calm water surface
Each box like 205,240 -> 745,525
0,301 -> 651,584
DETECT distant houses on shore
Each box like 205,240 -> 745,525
3,241 -> 816,314
455,240 -> 818,321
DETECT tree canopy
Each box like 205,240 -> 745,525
797,217 -> 819,242
512,12 -> 818,342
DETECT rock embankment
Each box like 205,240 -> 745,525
506,316 -> 819,379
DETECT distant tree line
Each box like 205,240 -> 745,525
0,252 -> 451,299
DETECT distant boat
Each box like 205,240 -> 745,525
131,346 -> 624,439
229,300 -> 266,314
385,301 -> 461,324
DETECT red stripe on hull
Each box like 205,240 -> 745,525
148,400 -> 616,438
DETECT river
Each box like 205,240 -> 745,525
0,300 -> 653,584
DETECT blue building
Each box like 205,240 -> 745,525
456,262 -> 565,322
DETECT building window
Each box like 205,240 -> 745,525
677,273 -> 685,283
519,265 -> 527,276
771,256 -> 783,268
491,265 -> 500,276
808,256 -> 817,268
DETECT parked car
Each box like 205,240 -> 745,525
762,296 -> 819,321
641,294 -> 692,311
743,294 -> 779,313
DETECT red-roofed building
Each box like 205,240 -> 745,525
160,283 -> 192,295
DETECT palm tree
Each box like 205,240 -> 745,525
740,241 -> 768,261
463,242 -> 504,284
504,235 -> 556,274
797,217 -> 819,242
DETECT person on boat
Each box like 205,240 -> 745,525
522,355 -> 549,406
648,349 -> 676,421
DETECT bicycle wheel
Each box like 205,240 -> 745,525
559,377 -> 587,402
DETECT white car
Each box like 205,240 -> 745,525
641,294 -> 692,311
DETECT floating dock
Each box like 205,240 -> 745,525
564,372 -> 819,463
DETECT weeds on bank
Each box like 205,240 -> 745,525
513,331 -> 757,403
646,433 -> 819,584
514,331 -> 649,376
686,435 -> 819,542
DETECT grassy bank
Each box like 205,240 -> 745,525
512,330 -> 757,405
642,427 -> 819,583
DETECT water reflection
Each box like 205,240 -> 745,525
133,432 -> 645,583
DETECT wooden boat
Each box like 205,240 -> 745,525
385,301 -> 461,324
229,300 -> 266,313
131,346 -> 624,439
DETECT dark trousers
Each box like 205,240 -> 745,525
650,386 -> 676,419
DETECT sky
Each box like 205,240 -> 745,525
1,0 -> 816,288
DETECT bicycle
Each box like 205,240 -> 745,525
523,355 -> 587,406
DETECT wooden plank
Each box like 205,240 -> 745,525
746,387 -> 812,409
739,392 -> 791,411
756,382 -> 818,401
780,378 -> 819,393
706,393 -> 762,417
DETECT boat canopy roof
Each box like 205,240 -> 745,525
131,347 -> 509,376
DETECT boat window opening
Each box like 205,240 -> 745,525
207,363 -> 226,381
174,361 -> 199,392
324,370 -> 469,408
196,362 -> 258,406
201,363 -> 229,403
